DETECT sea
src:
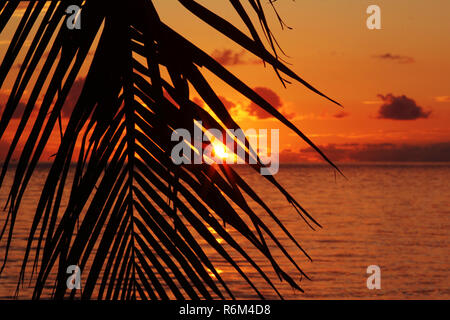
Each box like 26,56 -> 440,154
0,163 -> 449,299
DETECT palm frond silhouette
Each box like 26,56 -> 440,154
0,1 -> 339,299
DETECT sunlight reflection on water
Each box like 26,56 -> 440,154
0,163 -> 449,299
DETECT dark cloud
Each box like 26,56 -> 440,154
279,149 -> 310,163
211,49 -> 259,66
13,101 -> 27,118
373,53 -> 415,64
246,87 -> 295,120
219,96 -> 236,111
0,140 -> 10,162
61,78 -> 85,117
0,138 -> 23,162
376,94 -> 430,120
333,111 -> 349,118
0,78 -> 85,120
298,142 -> 450,162
0,101 -> 27,119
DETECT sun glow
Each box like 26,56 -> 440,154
212,143 -> 228,159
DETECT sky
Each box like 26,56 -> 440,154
1,0 -> 450,162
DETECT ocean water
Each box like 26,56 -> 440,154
0,163 -> 449,299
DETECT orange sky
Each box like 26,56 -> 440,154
1,0 -> 449,162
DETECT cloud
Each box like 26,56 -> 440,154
12,102 -> 27,118
0,99 -> 27,119
0,139 -> 12,162
219,96 -> 236,111
434,96 -> 450,103
0,78 -> 86,121
376,93 -> 430,120
246,87 -> 295,120
279,149 -> 310,163
61,78 -> 86,117
211,49 -> 259,66
333,111 -> 349,118
312,142 -> 450,162
373,53 -> 415,64
281,142 -> 450,163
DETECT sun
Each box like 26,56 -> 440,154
212,143 -> 228,159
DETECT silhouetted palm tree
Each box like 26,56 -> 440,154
0,1 -> 339,299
